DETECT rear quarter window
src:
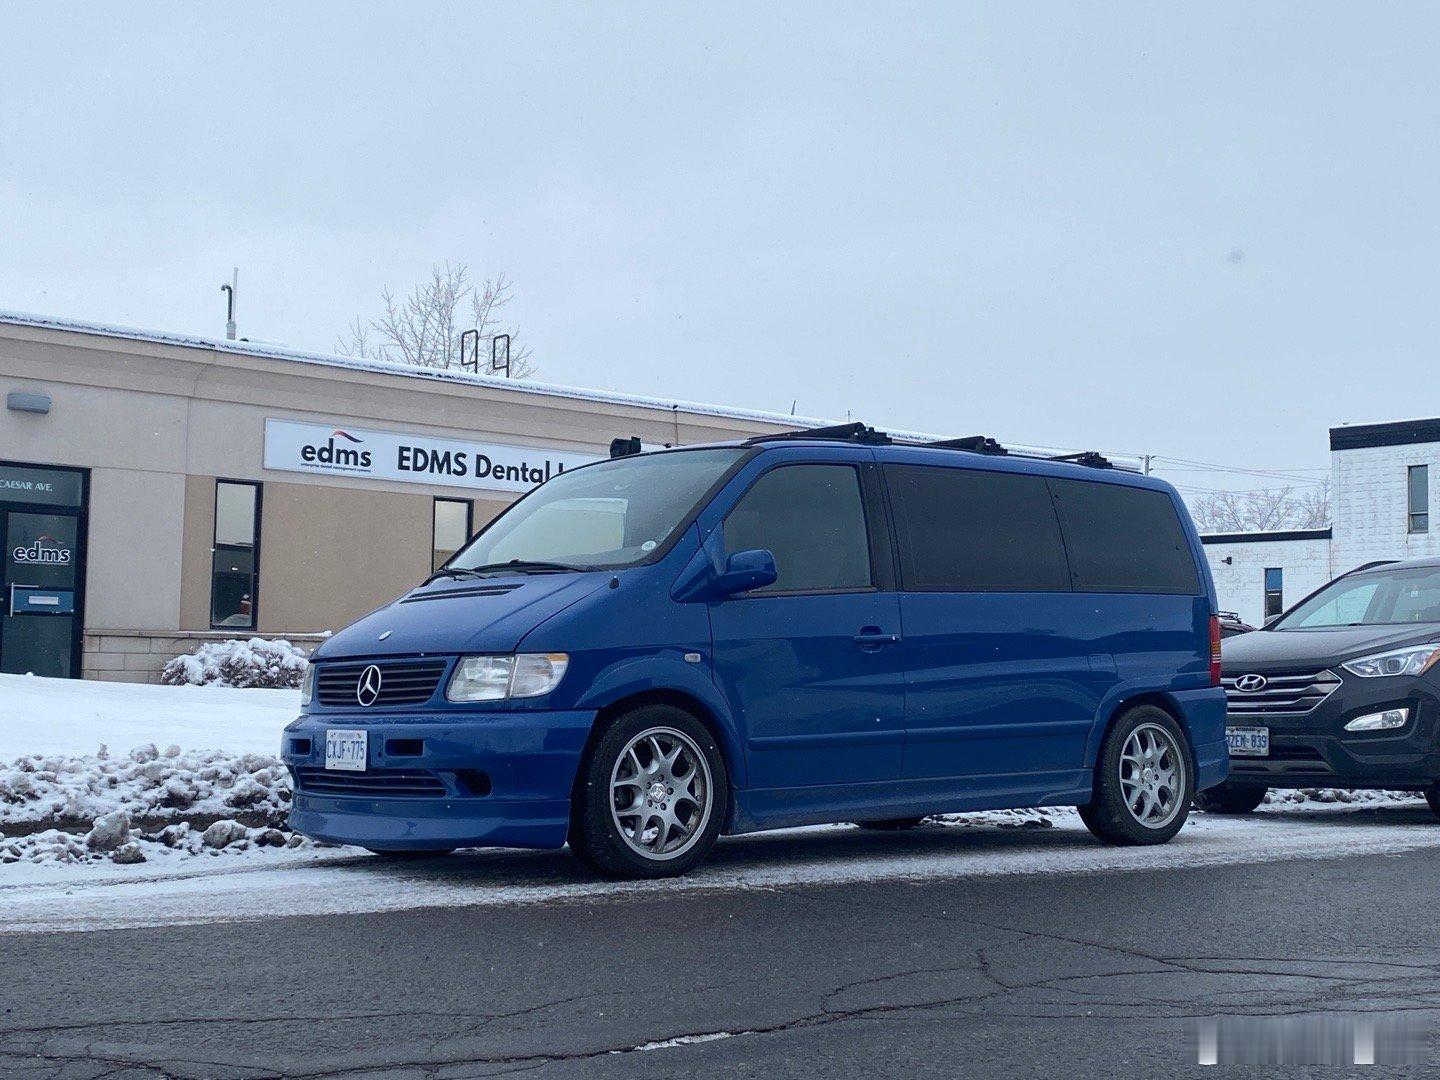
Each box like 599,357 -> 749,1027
1047,478 -> 1201,594
884,463 -> 1071,591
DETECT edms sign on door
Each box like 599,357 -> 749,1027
282,425 -> 1230,879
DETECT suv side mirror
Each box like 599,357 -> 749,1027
712,549 -> 778,597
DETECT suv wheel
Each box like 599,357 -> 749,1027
569,705 -> 727,879
1079,705 -> 1193,845
1426,783 -> 1440,820
1194,782 -> 1269,815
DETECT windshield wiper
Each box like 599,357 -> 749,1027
463,560 -> 593,575
422,566 -> 489,584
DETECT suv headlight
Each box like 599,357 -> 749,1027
1341,643 -> 1440,678
446,653 -> 570,702
300,662 -> 315,706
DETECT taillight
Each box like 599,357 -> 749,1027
1209,615 -> 1223,686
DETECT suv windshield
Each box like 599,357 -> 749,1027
447,447 -> 748,573
1273,564 -> 1440,629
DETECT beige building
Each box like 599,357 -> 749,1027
0,312 -> 824,682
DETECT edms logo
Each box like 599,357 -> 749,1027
300,429 -> 373,471
12,535 -> 71,565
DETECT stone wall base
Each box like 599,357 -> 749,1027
82,630 -> 329,685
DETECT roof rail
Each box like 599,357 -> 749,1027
746,421 -> 891,446
926,435 -> 1007,455
1046,450 -> 1114,469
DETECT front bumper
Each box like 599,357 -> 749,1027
1225,672 -> 1440,790
281,709 -> 597,850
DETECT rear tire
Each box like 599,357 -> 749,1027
1194,782 -> 1269,815
569,705 -> 727,879
1426,783 -> 1440,820
1079,705 -> 1193,846
854,817 -> 927,831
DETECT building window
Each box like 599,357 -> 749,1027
1408,465 -> 1429,534
1264,567 -> 1284,620
211,480 -> 260,629
433,498 -> 473,571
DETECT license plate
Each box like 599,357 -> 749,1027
325,729 -> 367,771
1226,726 -> 1270,758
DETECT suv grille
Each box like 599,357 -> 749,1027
294,766 -> 446,797
1223,669 -> 1342,718
315,660 -> 449,707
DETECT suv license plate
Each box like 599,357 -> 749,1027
325,729 -> 367,771
1226,726 -> 1269,758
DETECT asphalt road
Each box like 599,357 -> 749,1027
4,814 -> 1440,1078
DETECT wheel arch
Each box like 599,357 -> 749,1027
1085,690 -> 1198,784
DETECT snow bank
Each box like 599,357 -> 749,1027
161,637 -> 308,689
0,817 -> 309,867
0,673 -> 296,758
0,742 -> 291,829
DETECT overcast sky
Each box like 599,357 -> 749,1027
3,3 -> 1435,497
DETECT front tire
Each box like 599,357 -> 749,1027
569,705 -> 727,879
1194,782 -> 1268,815
1079,705 -> 1193,846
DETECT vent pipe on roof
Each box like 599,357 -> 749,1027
220,268 -> 238,340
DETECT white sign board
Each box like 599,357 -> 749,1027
263,419 -> 601,494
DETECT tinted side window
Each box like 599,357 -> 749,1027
1048,478 -> 1201,594
723,464 -> 872,593
884,464 -> 1070,591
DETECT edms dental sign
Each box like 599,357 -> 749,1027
262,420 -> 601,494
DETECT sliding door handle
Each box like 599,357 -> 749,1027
853,629 -> 900,647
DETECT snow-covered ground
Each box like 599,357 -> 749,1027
0,672 -> 296,758
2,801 -> 1437,934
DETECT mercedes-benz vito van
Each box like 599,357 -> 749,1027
283,423 -> 1229,878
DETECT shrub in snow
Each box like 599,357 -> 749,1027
161,638 -> 308,689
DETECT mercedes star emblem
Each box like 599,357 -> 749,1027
356,664 -> 383,707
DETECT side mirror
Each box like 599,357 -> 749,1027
712,549 -> 778,598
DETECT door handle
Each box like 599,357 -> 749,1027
853,628 -> 900,647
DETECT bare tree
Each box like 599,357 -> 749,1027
338,262 -> 535,378
1189,480 -> 1330,533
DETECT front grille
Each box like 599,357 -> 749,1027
1223,669 -> 1341,718
294,766 -> 447,797
315,660 -> 449,707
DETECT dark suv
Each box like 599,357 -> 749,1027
1199,557 -> 1440,817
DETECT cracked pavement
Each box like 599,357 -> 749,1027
4,822 -> 1440,1077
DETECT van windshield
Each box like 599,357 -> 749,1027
1272,564 -> 1440,629
447,447 -> 748,573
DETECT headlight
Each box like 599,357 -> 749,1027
1345,707 -> 1410,732
1340,643 -> 1440,678
446,653 -> 569,702
300,663 -> 315,706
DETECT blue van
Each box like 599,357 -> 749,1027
283,424 -> 1229,878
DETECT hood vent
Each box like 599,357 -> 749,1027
401,582 -> 523,604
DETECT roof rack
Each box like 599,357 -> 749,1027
746,421 -> 891,446
920,434 -> 1116,470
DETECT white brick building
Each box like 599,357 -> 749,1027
1202,418 -> 1439,625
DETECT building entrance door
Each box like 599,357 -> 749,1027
0,463 -> 87,678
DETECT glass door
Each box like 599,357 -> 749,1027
1,511 -> 80,677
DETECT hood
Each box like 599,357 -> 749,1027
314,572 -> 611,661
1222,623 -> 1440,670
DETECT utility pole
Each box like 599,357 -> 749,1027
1141,453 -> 1153,476
220,268 -> 238,340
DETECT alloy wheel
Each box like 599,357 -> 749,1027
609,726 -> 714,861
1118,722 -> 1187,829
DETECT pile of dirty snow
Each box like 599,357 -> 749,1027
0,813 -> 311,867
0,742 -> 291,829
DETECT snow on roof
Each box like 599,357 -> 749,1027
0,307 -> 1140,467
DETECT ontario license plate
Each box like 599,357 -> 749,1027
325,729 -> 367,771
1226,726 -> 1270,758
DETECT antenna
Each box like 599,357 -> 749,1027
220,268 -> 238,340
